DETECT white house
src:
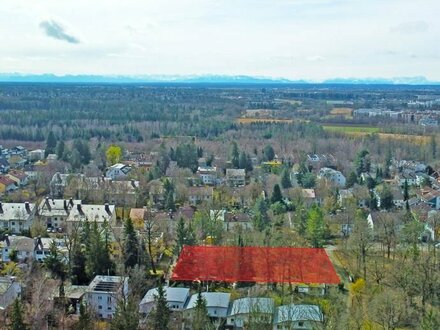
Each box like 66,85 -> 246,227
0,202 -> 36,234
33,237 -> 67,262
273,304 -> 323,330
226,297 -> 275,329
197,166 -> 218,186
38,197 -> 81,231
186,292 -> 230,319
66,203 -> 116,231
0,235 -> 34,262
317,167 -> 346,187
139,286 -> 190,316
105,163 -> 131,180
86,275 -> 129,320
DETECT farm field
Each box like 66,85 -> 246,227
322,125 -> 430,143
237,117 -> 294,124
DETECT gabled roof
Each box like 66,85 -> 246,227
186,292 -> 230,310
229,297 -> 274,316
274,304 -> 323,324
140,287 -> 190,305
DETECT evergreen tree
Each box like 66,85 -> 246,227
354,149 -> 370,176
164,192 -> 176,212
253,197 -> 269,231
71,245 -> 88,285
44,240 -> 66,280
346,171 -> 358,188
262,144 -> 275,161
229,141 -> 240,168
271,184 -> 283,204
45,131 -> 57,157
403,179 -> 409,201
379,185 -> 394,210
152,282 -> 171,330
306,205 -> 326,247
10,298 -> 26,330
238,151 -> 247,169
111,296 -> 140,330
124,218 -> 139,269
245,154 -> 254,172
176,217 -> 188,254
281,168 -> 292,189
157,143 -> 170,175
192,291 -> 211,330
56,140 -> 65,160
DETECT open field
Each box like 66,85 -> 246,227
330,107 -> 353,116
322,125 -> 430,143
237,117 -> 294,124
322,125 -> 380,134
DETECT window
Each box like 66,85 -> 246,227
298,321 -> 304,327
107,296 -> 112,303
98,296 -> 102,300
98,305 -> 102,310
108,306 -> 112,310
11,222 -> 15,226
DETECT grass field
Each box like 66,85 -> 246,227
322,125 -> 380,134
330,107 -> 353,116
322,125 -> 430,143
237,118 -> 294,124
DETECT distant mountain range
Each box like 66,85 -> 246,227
0,73 -> 439,85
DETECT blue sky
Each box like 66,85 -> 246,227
1,0 -> 439,80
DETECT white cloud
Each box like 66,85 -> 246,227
0,0 -> 439,79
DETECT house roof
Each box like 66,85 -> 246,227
226,169 -> 245,177
229,298 -> 275,316
1,236 -> 34,252
0,203 -> 35,220
87,275 -> 127,293
274,304 -> 323,324
39,198 -> 81,217
172,246 -> 340,284
186,292 -> 230,310
0,176 -> 16,186
66,203 -> 115,223
140,287 -> 190,305
187,186 -> 214,196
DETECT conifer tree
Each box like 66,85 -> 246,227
10,298 -> 26,330
152,282 -> 171,330
281,168 -> 292,189
271,184 -> 283,204
45,131 -> 57,157
124,218 -> 139,269
192,291 -> 210,330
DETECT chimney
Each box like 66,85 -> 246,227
63,200 -> 68,211
104,203 -> 111,215
131,180 -> 136,188
0,202 -> 3,214
69,198 -> 74,207
25,201 -> 31,214
34,235 -> 43,251
45,196 -> 51,211
77,203 -> 83,214
5,234 -> 10,246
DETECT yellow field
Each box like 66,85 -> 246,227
330,107 -> 353,116
237,118 -> 294,124
322,125 -> 430,143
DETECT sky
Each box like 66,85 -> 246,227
1,0 -> 439,81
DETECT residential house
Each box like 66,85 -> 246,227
50,173 -> 85,198
0,176 -> 17,194
80,177 -> 139,207
317,167 -> 346,187
224,212 -> 253,231
226,297 -> 275,329
0,158 -> 10,173
39,197 -> 81,230
0,202 -> 36,233
197,166 -> 218,186
66,203 -> 116,231
395,171 -> 417,186
185,292 -> 230,320
273,304 -> 323,330
8,155 -> 27,169
226,169 -> 246,187
0,235 -> 34,262
419,187 -> 440,209
28,149 -> 45,161
33,236 -> 67,262
105,163 -> 131,180
187,186 -> 213,205
6,170 -> 28,187
86,275 -> 129,320
0,277 -> 21,309
139,287 -> 190,316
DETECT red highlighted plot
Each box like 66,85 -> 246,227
171,246 -> 340,284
